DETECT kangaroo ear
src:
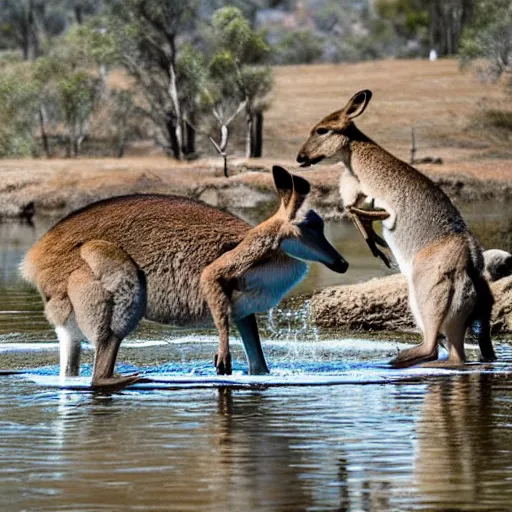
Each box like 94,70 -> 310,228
342,90 -> 372,119
272,165 -> 294,206
273,166 -> 311,218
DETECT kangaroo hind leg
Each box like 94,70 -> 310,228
43,292 -> 82,378
67,240 -> 147,390
390,259 -> 454,368
56,314 -> 83,378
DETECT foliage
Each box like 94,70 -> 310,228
32,28 -> 102,156
0,64 -> 39,156
459,0 -> 512,81
274,30 -> 323,65
375,0 -> 429,43
104,0 -> 200,158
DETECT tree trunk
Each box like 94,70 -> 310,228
429,0 -> 474,56
117,133 -> 126,158
75,6 -> 84,24
38,105 -> 50,158
168,58 -> 183,160
250,111 -> 263,158
245,104 -> 253,159
27,0 -> 39,61
182,112 -> 196,157
166,111 -> 181,159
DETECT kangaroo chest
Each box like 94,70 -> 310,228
231,257 -> 308,320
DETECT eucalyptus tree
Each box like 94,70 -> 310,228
106,0 -> 199,159
210,7 -> 273,158
459,0 -> 512,81
34,28 -> 102,157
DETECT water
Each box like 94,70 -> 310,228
1,202 -> 512,512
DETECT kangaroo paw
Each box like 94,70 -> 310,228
348,206 -> 390,221
91,373 -> 141,392
215,352 -> 232,376
480,350 -> 497,363
389,346 -> 438,369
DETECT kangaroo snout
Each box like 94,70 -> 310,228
296,152 -> 323,167
326,256 -> 349,274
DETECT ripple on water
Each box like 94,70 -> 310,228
2,220 -> 512,511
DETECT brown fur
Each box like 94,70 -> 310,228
21,166 -> 347,387
297,90 -> 496,366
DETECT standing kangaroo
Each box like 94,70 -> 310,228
21,166 -> 348,389
297,90 -> 496,367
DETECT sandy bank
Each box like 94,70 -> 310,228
0,157 -> 511,222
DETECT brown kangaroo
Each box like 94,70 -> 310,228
21,166 -> 348,389
297,90 -> 496,367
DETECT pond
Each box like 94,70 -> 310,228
1,200 -> 512,512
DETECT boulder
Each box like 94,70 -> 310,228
483,249 -> 512,282
311,273 -> 512,334
311,274 -> 413,332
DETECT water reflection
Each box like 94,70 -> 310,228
415,373 -> 512,509
1,200 -> 512,512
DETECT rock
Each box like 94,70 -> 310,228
484,249 -> 512,282
311,273 -> 512,334
311,274 -> 413,331
491,275 -> 512,334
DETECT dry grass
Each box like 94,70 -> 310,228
1,58 -> 512,219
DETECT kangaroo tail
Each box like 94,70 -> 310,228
466,261 -> 496,362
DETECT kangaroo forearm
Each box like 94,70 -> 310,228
348,206 -> 390,221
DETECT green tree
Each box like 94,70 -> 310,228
376,0 -> 475,56
34,29 -> 102,157
0,0 -> 69,59
375,0 -> 429,47
427,0 -> 475,56
0,64 -> 39,156
275,29 -> 323,64
211,6 -> 272,158
106,0 -> 199,159
459,0 -> 512,80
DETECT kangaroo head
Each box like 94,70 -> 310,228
296,89 -> 372,167
272,166 -> 348,273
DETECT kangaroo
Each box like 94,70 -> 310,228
297,90 -> 496,367
21,166 -> 348,389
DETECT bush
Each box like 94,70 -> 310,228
0,66 -> 39,156
274,29 -> 323,65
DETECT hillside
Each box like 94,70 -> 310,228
1,59 -> 511,221
265,59 -> 512,169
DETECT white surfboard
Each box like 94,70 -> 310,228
21,365 -> 503,390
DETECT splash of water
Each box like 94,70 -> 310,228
265,300 -> 319,343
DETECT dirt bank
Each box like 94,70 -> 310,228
311,273 -> 512,335
0,157 -> 511,222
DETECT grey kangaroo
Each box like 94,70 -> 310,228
297,90 -> 496,367
21,166 -> 348,389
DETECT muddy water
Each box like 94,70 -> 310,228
1,202 -> 512,512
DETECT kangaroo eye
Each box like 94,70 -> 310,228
315,127 -> 329,135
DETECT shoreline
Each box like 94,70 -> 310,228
0,157 -> 511,222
